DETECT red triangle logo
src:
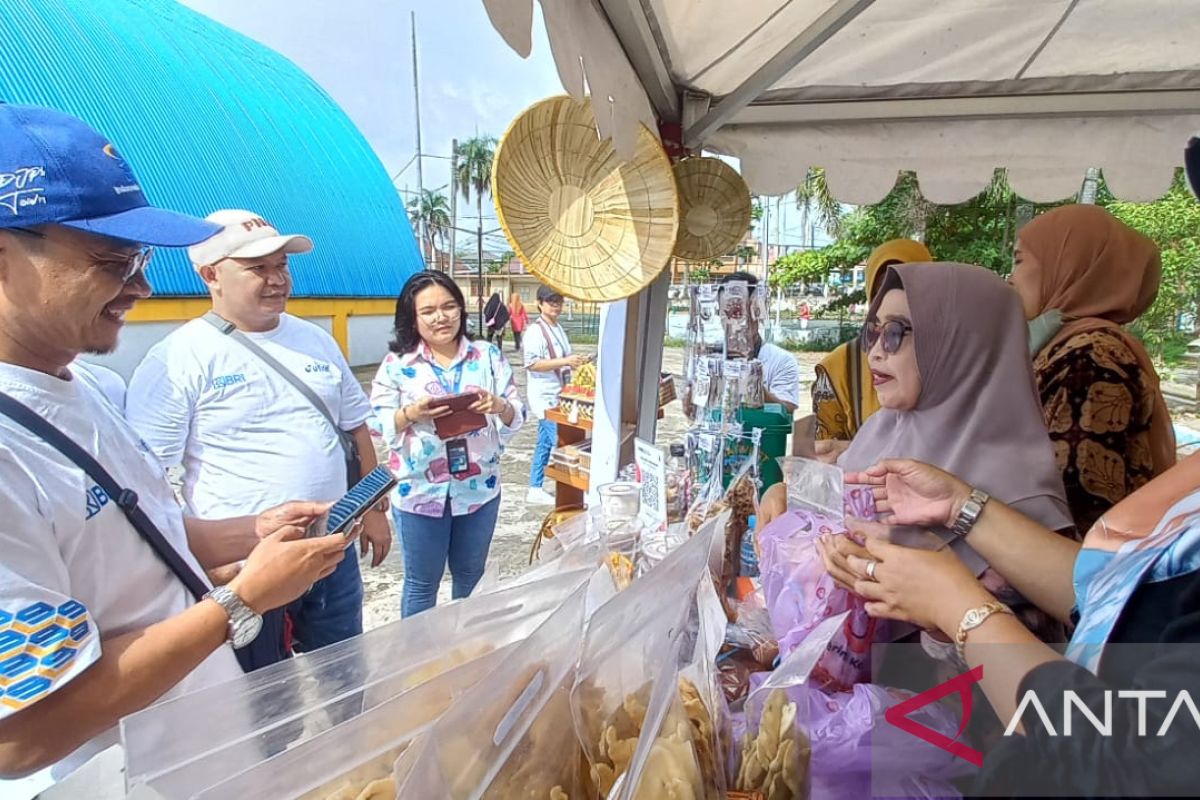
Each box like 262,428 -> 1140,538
884,664 -> 985,767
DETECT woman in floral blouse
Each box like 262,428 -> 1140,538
1012,204 -> 1176,535
370,271 -> 525,616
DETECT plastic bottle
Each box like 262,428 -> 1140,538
666,444 -> 690,523
740,513 -> 760,577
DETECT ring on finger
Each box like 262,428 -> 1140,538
865,559 -> 879,581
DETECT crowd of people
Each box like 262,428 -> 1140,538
3,97 -> 1200,798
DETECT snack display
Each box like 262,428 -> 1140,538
721,281 -> 754,359
733,689 -> 810,800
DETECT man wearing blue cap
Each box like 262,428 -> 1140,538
0,104 -> 350,793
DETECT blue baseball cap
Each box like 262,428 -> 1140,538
0,104 -> 220,246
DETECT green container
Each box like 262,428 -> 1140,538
711,403 -> 792,498
737,404 -> 792,496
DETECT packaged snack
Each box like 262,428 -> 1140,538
721,282 -> 755,359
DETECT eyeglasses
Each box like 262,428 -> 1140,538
10,226 -> 153,283
417,302 -> 462,322
864,319 -> 913,355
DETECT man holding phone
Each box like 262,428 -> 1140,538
126,209 -> 388,670
0,105 -> 346,795
523,285 -> 585,505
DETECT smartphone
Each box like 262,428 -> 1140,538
308,466 -> 397,538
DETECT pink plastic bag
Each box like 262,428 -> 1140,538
758,495 -> 885,693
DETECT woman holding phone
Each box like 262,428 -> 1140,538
370,271 -> 526,616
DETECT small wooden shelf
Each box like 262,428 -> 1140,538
546,407 -> 593,431
545,465 -> 590,492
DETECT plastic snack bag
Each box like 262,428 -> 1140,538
777,457 -> 844,523
124,567 -> 597,798
395,574 -> 605,799
572,514 -> 725,798
721,281 -> 755,359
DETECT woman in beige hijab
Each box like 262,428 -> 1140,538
1013,205 -> 1175,535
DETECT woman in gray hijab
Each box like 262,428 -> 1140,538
819,262 -> 1075,642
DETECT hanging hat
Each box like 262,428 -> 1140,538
671,157 -> 752,261
491,96 -> 678,303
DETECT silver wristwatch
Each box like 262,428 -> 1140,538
951,488 -> 990,539
205,585 -> 263,649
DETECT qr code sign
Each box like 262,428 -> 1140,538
633,438 -> 668,529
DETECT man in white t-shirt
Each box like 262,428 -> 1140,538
126,209 -> 388,671
0,105 -> 346,795
719,272 -> 801,414
522,285 -> 585,505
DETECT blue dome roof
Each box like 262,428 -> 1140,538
0,0 -> 423,297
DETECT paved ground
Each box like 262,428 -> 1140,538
355,345 -> 825,630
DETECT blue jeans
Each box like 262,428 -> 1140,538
394,495 -> 500,617
530,419 -> 557,488
291,548 -> 364,652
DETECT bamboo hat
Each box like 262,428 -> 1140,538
491,96 -> 679,302
671,157 -> 752,261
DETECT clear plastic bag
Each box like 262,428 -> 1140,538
395,572 -> 606,799
721,282 -> 754,359
778,457 -> 844,522
572,513 -> 726,798
730,612 -> 849,800
123,567 -> 598,799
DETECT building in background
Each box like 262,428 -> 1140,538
0,0 -> 423,374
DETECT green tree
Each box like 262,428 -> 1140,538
406,189 -> 451,262
734,244 -> 757,266
1102,173 -> 1200,358
455,136 -> 497,231
794,168 -> 846,239
487,248 -> 516,274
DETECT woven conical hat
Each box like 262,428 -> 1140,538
492,96 -> 679,302
671,157 -> 752,261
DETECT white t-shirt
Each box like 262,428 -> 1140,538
71,360 -> 127,411
0,362 -> 240,793
758,342 -> 801,409
125,314 -> 373,518
522,319 -> 572,420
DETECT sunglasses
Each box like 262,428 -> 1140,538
10,226 -> 154,283
864,319 -> 913,355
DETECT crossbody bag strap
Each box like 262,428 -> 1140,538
201,312 -> 357,460
0,392 -> 209,602
537,319 -> 566,386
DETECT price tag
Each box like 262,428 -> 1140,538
634,438 -> 667,532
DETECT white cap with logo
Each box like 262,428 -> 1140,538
187,209 -> 313,267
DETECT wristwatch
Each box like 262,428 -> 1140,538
205,585 -> 263,649
951,488 -> 990,539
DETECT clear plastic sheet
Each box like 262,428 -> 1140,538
122,567 -> 598,798
777,457 -> 844,522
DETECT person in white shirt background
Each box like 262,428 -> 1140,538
719,271 -> 801,415
125,209 -> 389,672
0,104 -> 344,796
522,285 -> 586,505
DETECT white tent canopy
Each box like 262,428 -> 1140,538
484,0 -> 1200,203
481,0 -> 1200,494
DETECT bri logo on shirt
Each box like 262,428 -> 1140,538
212,373 -> 247,389
304,363 -> 332,374
85,484 -> 110,520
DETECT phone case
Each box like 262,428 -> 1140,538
432,392 -> 488,439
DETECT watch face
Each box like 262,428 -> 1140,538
232,613 -> 263,649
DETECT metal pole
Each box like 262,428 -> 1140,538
449,138 -> 458,274
411,11 -> 426,260
477,212 -> 485,334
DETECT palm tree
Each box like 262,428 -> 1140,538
794,168 -> 844,240
455,136 -> 497,325
406,189 -> 451,266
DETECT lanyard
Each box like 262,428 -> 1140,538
430,357 -> 468,395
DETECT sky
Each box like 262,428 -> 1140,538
178,0 -> 564,253
177,0 -> 827,252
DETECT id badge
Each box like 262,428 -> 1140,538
446,438 -> 470,475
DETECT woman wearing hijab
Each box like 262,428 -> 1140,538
483,291 -> 510,348
1013,205 -> 1175,535
826,454 -> 1200,796
763,263 -> 1073,635
508,291 -> 528,351
811,238 -> 932,442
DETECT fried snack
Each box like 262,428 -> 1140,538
607,552 -> 634,590
734,690 -> 810,800
353,777 -> 396,800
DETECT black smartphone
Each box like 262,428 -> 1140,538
308,466 -> 397,538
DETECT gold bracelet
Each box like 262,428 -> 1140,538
954,601 -> 1013,662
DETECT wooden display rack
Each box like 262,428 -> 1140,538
544,406 -> 591,508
